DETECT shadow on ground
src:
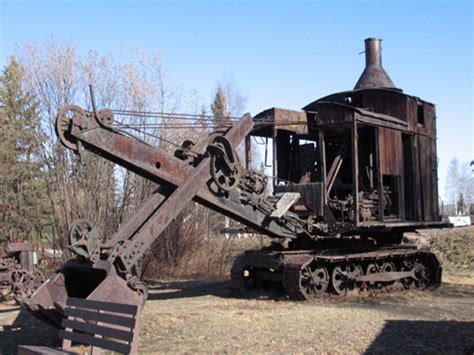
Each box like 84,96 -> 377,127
146,279 -> 283,301
2,279 -> 473,353
0,306 -> 59,354
365,320 -> 474,354
146,278 -> 474,304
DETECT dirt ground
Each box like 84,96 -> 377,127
1,227 -> 474,354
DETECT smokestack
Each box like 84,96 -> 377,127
354,38 -> 397,90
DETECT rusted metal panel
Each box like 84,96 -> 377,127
318,129 -> 327,204
355,109 -> 408,130
358,90 -> 408,122
254,108 -> 307,136
375,127 -> 384,221
311,102 -> 354,126
431,107 -> 440,220
379,128 -> 402,175
305,89 -> 410,124
273,108 -> 308,135
351,118 -> 359,224
418,135 -> 437,221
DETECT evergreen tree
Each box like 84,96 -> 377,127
0,58 -> 49,243
210,85 -> 230,126
197,105 -> 208,129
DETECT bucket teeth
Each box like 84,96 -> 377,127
53,301 -> 65,314
20,299 -> 63,327
37,303 -> 62,327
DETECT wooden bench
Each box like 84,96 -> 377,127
18,297 -> 140,355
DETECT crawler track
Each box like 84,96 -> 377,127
231,245 -> 442,300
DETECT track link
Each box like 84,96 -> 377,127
231,246 -> 442,300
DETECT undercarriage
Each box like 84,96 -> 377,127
231,244 -> 441,300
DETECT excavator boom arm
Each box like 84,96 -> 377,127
59,106 -> 303,274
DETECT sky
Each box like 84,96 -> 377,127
0,0 -> 472,200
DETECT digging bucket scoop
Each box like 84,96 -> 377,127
22,258 -> 145,327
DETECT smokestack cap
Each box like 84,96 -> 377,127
354,38 -> 397,90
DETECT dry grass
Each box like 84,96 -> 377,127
138,276 -> 474,353
1,227 -> 473,354
143,234 -> 266,280
422,225 -> 474,273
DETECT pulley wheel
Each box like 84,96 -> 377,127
209,136 -> 242,192
97,109 -> 114,127
69,219 -> 97,259
55,105 -> 86,151
69,219 -> 94,245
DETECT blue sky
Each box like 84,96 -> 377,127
0,0 -> 472,199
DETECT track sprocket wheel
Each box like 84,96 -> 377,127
413,261 -> 432,290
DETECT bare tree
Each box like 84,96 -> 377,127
9,38 -> 253,280
445,158 -> 474,215
14,39 -> 192,253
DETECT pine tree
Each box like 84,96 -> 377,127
210,85 -> 230,126
197,105 -> 208,129
0,58 -> 49,244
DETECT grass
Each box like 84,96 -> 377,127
1,226 -> 473,353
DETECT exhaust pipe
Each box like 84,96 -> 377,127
354,38 -> 397,90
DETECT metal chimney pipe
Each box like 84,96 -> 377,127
353,38 -> 397,90
365,38 -> 382,67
